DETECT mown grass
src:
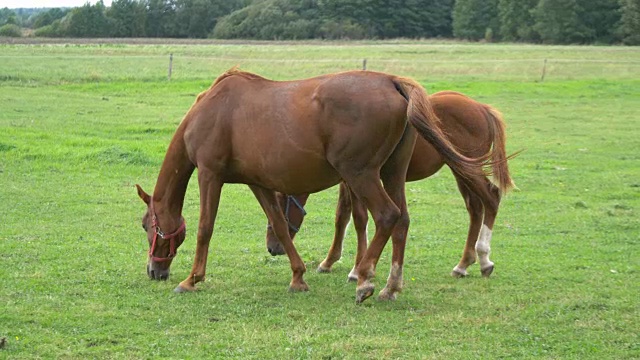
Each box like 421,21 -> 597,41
0,41 -> 638,359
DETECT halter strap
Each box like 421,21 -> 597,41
284,195 -> 307,233
148,198 -> 186,263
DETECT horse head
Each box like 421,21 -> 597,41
136,184 -> 187,281
265,193 -> 309,256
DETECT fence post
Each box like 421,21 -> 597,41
168,53 -> 173,81
363,58 -> 367,70
540,58 -> 547,82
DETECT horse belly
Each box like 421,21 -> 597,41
226,146 -> 340,195
406,138 -> 444,182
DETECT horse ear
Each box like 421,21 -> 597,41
136,184 -> 151,205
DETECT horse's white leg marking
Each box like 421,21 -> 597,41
476,224 -> 493,271
378,262 -> 403,301
452,264 -> 469,277
348,221 -> 368,281
347,266 -> 358,282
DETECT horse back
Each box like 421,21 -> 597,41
181,70 -> 408,194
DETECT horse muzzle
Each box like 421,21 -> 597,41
267,244 -> 286,256
147,262 -> 170,280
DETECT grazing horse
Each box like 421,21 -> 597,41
265,91 -> 515,283
135,68 -> 488,303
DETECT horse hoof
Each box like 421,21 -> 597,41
288,282 -> 309,292
355,281 -> 375,304
316,264 -> 331,273
481,264 -> 494,277
377,288 -> 397,301
174,284 -> 194,293
451,267 -> 468,278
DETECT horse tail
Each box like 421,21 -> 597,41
391,76 -> 489,180
483,105 -> 517,195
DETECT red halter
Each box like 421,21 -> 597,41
148,199 -> 186,263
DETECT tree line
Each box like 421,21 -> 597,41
1,0 -> 639,45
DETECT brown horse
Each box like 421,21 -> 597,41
266,91 -> 515,284
135,68 -> 488,303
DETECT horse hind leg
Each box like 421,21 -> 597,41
477,183 -> 501,277
374,168 -> 412,301
451,175 -> 501,278
341,174 -> 401,303
373,126 -> 416,302
451,176 -> 483,278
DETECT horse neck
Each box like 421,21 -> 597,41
152,131 -> 195,226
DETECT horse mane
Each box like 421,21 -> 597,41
194,66 -> 266,104
213,66 -> 265,86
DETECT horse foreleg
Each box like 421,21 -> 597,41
318,182 -> 352,273
175,170 -> 222,293
250,185 -> 308,292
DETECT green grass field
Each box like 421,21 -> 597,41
1,41 -> 639,359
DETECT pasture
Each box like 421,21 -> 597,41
0,40 -> 638,359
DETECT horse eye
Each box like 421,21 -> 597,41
142,224 -> 148,231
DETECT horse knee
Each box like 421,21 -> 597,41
375,206 -> 401,231
396,211 -> 410,230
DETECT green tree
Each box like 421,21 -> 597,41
146,0 -> 178,37
498,0 -> 537,42
364,0 -> 454,38
581,0 -> 621,43
107,0 -> 147,37
66,1 -> 112,37
532,0 -> 592,44
0,23 -> 21,37
618,0 -> 640,44
213,0 -> 321,40
452,0 -> 499,41
0,8 -> 18,26
34,19 -> 67,37
173,0 -> 248,38
318,0 -> 453,39
32,8 -> 68,29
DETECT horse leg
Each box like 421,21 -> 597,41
477,182 -> 501,277
451,176 -> 484,278
353,128 -> 416,303
341,177 -> 399,303
175,169 -> 222,293
375,180 -> 409,301
453,175 -> 502,277
347,187 -> 369,282
376,127 -> 417,301
249,185 -> 308,292
317,182 -> 352,273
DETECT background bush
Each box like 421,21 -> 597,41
0,23 -> 22,37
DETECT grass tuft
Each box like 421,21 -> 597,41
89,146 -> 152,166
